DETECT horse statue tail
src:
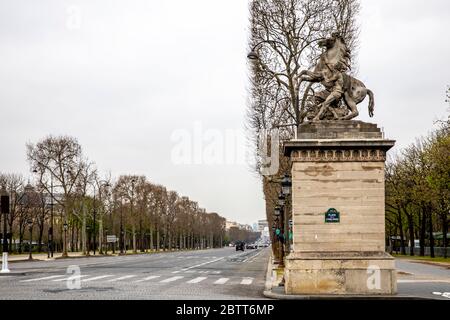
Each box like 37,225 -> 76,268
367,89 -> 375,117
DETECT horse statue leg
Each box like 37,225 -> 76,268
341,77 -> 375,120
341,92 -> 359,120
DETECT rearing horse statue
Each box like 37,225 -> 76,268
300,33 -> 374,121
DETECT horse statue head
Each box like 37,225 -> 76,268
318,32 -> 351,72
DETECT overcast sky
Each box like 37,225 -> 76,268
0,0 -> 449,225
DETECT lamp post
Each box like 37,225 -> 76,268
1,188 -> 10,273
86,225 -> 91,256
27,219 -> 33,260
104,228 -> 108,255
130,178 -> 136,253
274,205 -> 284,267
49,174 -> 54,258
119,200 -> 124,255
63,222 -> 68,258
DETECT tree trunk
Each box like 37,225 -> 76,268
82,206 -> 87,255
429,212 -> 435,258
156,228 -> 160,252
442,213 -> 448,259
397,211 -> 406,255
132,223 -> 136,253
98,218 -> 103,254
419,211 -> 426,256
150,228 -> 154,251
38,224 -> 44,253
406,213 -> 415,256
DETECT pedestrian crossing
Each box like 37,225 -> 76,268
18,274 -> 256,286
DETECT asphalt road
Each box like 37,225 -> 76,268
396,259 -> 450,300
0,247 -> 270,300
2,249 -> 449,300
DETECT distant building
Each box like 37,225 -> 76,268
257,220 -> 269,242
225,221 -> 254,232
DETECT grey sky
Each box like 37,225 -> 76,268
0,1 -> 449,225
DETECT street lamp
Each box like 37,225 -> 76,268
281,174 -> 292,196
63,222 -> 68,258
27,219 -> 33,260
130,178 -> 136,253
274,206 -> 281,217
278,193 -> 286,207
86,225 -> 91,256
104,228 -> 109,255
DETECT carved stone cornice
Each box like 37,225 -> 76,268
291,148 -> 387,162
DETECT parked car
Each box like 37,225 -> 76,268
235,241 -> 245,251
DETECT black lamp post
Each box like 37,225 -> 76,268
119,200 -> 124,255
274,205 -> 284,267
104,228 -> 108,255
63,222 -> 68,258
86,225 -> 91,256
93,205 -> 96,255
27,219 -> 33,260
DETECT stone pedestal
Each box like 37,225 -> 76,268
283,121 -> 397,295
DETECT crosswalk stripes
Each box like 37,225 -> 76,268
19,274 -> 256,286
20,275 -> 65,282
240,277 -> 254,285
52,275 -> 90,282
107,275 -> 137,282
187,277 -> 207,284
134,275 -> 161,283
214,278 -> 229,285
82,275 -> 113,282
160,276 -> 184,283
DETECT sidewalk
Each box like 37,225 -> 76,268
2,251 -> 115,263
2,248 -> 210,263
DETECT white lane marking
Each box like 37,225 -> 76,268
20,275 -> 65,282
82,275 -> 114,282
433,292 -> 450,299
241,277 -> 254,285
180,257 -> 225,272
245,249 -> 265,263
160,276 -> 184,283
212,271 -> 221,274
214,278 -> 229,285
134,275 -> 161,283
187,277 -> 207,284
52,275 -> 89,282
107,275 -> 137,282
398,279 -> 450,284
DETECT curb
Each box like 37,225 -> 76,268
0,272 -> 27,276
263,288 -> 429,300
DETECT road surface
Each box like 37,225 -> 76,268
0,247 -> 270,300
396,259 -> 450,300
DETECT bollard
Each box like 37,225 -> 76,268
1,252 -> 10,273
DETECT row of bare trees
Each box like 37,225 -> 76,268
386,110 -> 450,258
246,0 -> 361,259
0,135 -> 226,255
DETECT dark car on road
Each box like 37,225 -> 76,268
235,241 -> 245,251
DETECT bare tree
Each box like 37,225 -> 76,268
27,135 -> 90,256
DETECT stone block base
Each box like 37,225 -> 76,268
284,251 -> 397,295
